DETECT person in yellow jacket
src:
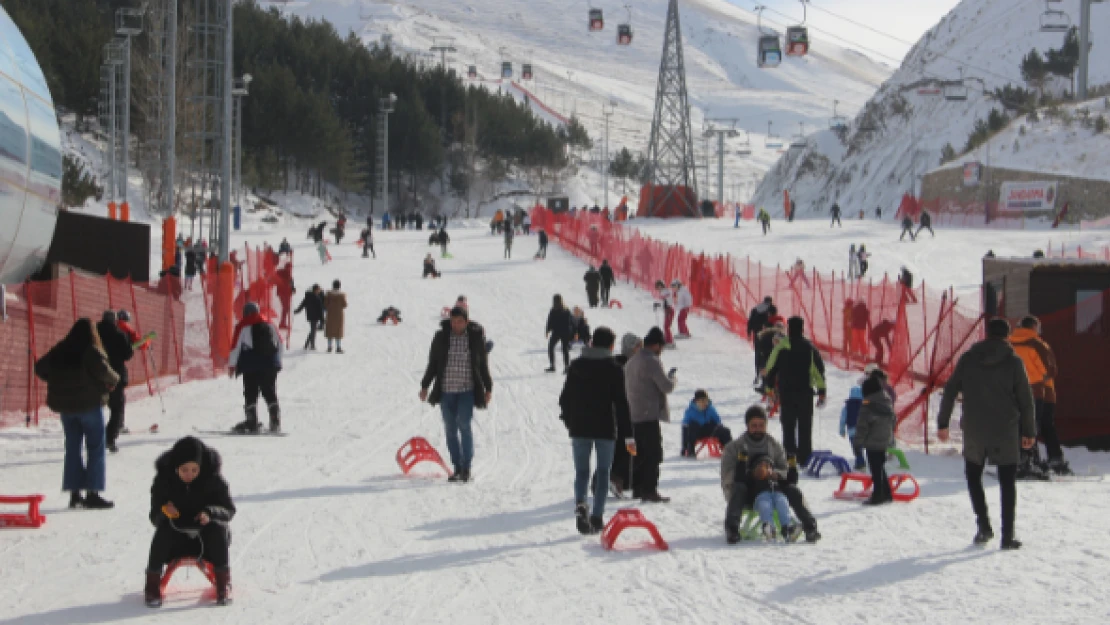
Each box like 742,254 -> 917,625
1009,316 -> 1071,476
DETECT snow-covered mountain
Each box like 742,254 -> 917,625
750,0 -> 1110,217
263,0 -> 891,201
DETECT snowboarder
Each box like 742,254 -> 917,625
145,436 -> 235,608
294,284 -> 326,350
584,266 -> 602,308
838,385 -> 867,470
324,280 -> 347,354
360,227 -> 376,259
763,316 -> 827,483
680,389 -> 732,458
937,318 -> 1035,549
899,215 -> 916,241
503,221 -> 514,259
830,202 -> 842,227
857,245 -> 870,278
673,279 -> 693,338
848,244 -> 860,281
97,311 -> 134,454
559,326 -> 636,534
229,302 -> 283,434
35,318 -> 119,510
419,306 -> 493,483
758,207 -> 771,235
624,327 -> 677,503
545,294 -> 574,373
599,260 -> 615,307
916,210 -> 935,238
1010,316 -> 1071,476
855,374 -> 896,505
423,254 -> 441,278
537,229 -> 549,259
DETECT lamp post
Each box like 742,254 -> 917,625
602,99 -> 616,208
379,93 -> 397,218
232,74 -> 252,207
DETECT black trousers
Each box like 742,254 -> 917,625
779,397 -> 814,465
600,283 -> 611,306
761,221 -> 770,235
966,460 -> 1016,539
105,384 -> 126,445
586,288 -> 599,308
632,421 -> 663,497
362,241 -> 375,258
681,423 -> 732,456
900,226 -> 916,241
1037,400 -> 1064,461
725,481 -> 817,531
548,335 -> 570,368
242,369 -> 279,408
610,441 -> 631,490
304,319 -> 322,348
538,243 -> 548,258
867,449 -> 891,501
148,522 -> 230,572
915,225 -> 935,238
831,215 -> 841,227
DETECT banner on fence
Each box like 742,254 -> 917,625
999,181 -> 1058,212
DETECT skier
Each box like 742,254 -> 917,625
360,227 -> 376,259
1010,316 -> 1071,476
559,327 -> 635,534
654,280 -> 676,346
763,316 -> 827,483
418,306 -> 493,483
916,210 -> 935,238
899,215 -> 916,241
571,306 -> 591,346
624,327 -> 677,502
673,279 -> 693,339
35,318 -> 119,510
503,220 -> 514,259
838,385 -> 867,470
855,374 -> 896,505
229,302 -> 283,434
294,284 -> 326,350
96,311 -> 134,454
423,254 -> 441,279
758,207 -> 771,235
584,266 -> 602,308
545,294 -> 574,373
536,229 -> 549,259
830,202 -> 842,227
937,318 -> 1035,549
598,260 -> 615,307
438,226 -> 450,258
747,296 -> 773,384
680,389 -> 732,458
848,244 -> 860,281
857,245 -> 870,278
324,280 -> 347,354
145,436 -> 235,607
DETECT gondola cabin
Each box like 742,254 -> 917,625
589,9 -> 604,31
501,61 -> 513,79
758,35 -> 782,68
467,65 -> 477,79
785,26 -> 809,56
618,24 -> 633,45
521,63 -> 533,80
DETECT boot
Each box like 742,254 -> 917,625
84,492 -> 115,510
233,405 -> 261,434
214,568 -> 232,606
575,503 -> 590,535
588,515 -> 605,534
144,569 -> 163,608
725,521 -> 741,545
973,525 -> 994,545
69,491 -> 84,509
268,403 -> 282,434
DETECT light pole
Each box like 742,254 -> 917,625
232,74 -> 252,207
379,93 -> 397,218
602,99 -> 616,208
115,9 -> 143,210
219,0 -> 234,263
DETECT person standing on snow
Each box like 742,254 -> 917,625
899,215 -> 917,241
848,244 -> 860,281
584,266 -> 602,308
762,316 -> 827,483
96,311 -> 134,454
854,375 -> 896,505
654,280 -> 676,347
360,227 -> 376,259
294,284 -> 326,350
673,279 -> 693,339
758,208 -> 771,235
1009,316 -> 1071,477
522,213 -> 532,235
937,318 -> 1035,550
839,385 -> 867,470
857,245 -> 870,278
545,294 -> 574,373
183,246 -> 198,290
916,210 -> 935,238
324,280 -> 347,354
537,229 -> 549,259
503,221 -> 515,259
229,302 -> 283,434
747,296 -> 773,384
419,306 -> 493,483
830,202 -> 842,227
599,260 -> 616,307
438,226 -> 451,258
559,327 -> 636,535
624,327 -> 677,502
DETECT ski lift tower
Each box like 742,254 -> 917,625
704,119 -> 739,205
644,0 -> 699,217
430,37 -> 457,141
115,8 -> 143,212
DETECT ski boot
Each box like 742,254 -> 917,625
233,405 -> 261,434
268,403 -> 282,434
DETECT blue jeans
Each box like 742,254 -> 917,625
572,438 -> 616,519
61,407 -> 107,492
754,490 -> 792,528
440,391 -> 475,471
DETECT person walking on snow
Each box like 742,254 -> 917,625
899,215 -> 917,241
96,311 -> 134,454
438,226 -> 451,258
559,327 -> 636,535
360,227 -> 376,259
848,244 -> 860,281
599,260 -> 616,307
229,302 -> 283,433
324,280 -> 347,353
536,229 -> 549,259
294,284 -> 326,350
747,296 -> 773,384
624,327 -> 677,503
758,208 -> 771,235
681,389 -> 732,458
854,375 -> 896,505
1009,316 -> 1071,477
763,316 -> 827,483
937,318 -> 1035,549
654,280 -> 676,346
916,210 -> 935,238
545,294 -> 575,373
584,266 -> 602,308
673,279 -> 693,338
419,306 -> 493,483
830,202 -> 842,227
503,221 -> 514,259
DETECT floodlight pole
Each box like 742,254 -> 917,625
219,0 -> 233,263
602,100 -> 616,208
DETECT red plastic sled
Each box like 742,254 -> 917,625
0,494 -> 46,528
396,437 -> 452,477
160,557 -> 216,593
695,438 -> 722,459
601,509 -> 668,551
833,472 -> 919,502
608,299 -> 623,309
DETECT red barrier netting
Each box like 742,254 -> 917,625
531,207 -> 984,449
1046,241 -> 1110,261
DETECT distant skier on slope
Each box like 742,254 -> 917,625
830,202 -> 842,227
900,215 -> 917,241
916,210 -> 935,238
758,208 -> 771,235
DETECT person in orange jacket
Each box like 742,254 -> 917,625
1009,316 -> 1071,476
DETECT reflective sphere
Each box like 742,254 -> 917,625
0,6 -> 62,285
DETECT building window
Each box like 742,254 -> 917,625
1076,290 -> 1103,334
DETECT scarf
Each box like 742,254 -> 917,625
230,312 -> 270,350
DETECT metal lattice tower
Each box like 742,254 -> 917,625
138,0 -> 178,218
184,0 -> 228,245
644,0 -> 698,217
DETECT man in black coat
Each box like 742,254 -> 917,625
294,284 -> 326,350
900,215 -> 917,241
419,307 -> 493,482
763,316 -> 827,482
747,297 -> 773,384
546,296 -> 575,373
583,266 -> 602,308
97,311 -> 134,453
830,202 -> 842,227
559,327 -> 636,534
537,229 -> 549,259
598,260 -> 616,306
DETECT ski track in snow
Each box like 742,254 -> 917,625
2,217 -> 1109,624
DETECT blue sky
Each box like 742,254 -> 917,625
725,0 -> 963,65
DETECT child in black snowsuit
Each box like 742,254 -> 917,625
377,307 -> 402,324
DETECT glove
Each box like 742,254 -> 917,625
816,392 -> 827,408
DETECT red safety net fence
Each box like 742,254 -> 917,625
1045,241 -> 1110,261
1,244 -> 294,428
532,207 -> 984,449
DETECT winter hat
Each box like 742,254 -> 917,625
243,302 -> 260,316
654,280 -> 666,290
745,405 -> 768,424
332,279 -> 341,289
644,326 -> 666,347
169,436 -> 205,469
101,310 -> 117,325
787,316 -> 805,337
117,309 -> 131,322
987,317 -> 1011,339
862,376 -> 883,397
620,333 -> 641,357
449,306 -> 469,320
763,296 -> 773,305
693,389 -> 709,402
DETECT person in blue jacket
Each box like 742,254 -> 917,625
839,385 -> 866,469
681,389 -> 733,458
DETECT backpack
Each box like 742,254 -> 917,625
250,323 -> 277,359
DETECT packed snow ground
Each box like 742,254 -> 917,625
2,217 -> 1109,624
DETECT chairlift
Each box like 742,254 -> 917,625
522,63 -> 534,80
944,68 -> 968,102
790,122 -> 807,149
764,121 -> 783,149
785,1 -> 809,57
501,61 -> 513,79
617,5 -> 633,45
736,131 -> 752,156
467,65 -> 477,79
1040,5 -> 1071,33
754,7 -> 782,68
829,99 -> 848,130
589,8 -> 604,32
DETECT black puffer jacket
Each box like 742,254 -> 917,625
149,439 -> 236,528
559,347 -> 632,441
97,320 -> 134,386
421,320 -> 493,409
546,307 -> 574,339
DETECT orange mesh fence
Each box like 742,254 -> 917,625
532,207 -> 984,448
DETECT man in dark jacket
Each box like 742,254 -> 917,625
583,266 -> 602,308
294,284 -> 326,350
915,210 -> 935,238
598,260 -> 616,306
899,215 -> 917,241
747,297 -> 773,384
830,202 -> 842,227
96,311 -> 134,453
763,316 -> 827,482
938,318 -> 1036,550
537,229 -> 549,259
545,296 -> 574,373
559,327 -> 636,534
229,303 -> 284,433
503,221 -> 514,259
419,307 -> 493,483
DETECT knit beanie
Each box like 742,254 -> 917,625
169,436 -> 205,469
745,405 -> 768,424
787,316 -> 805,337
243,302 -> 260,317
862,376 -> 883,397
644,327 -> 666,347
620,333 -> 641,357
693,389 -> 709,402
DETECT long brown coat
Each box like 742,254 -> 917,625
324,290 -> 347,339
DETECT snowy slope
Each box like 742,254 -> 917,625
752,0 -> 1110,216
2,217 -> 1110,624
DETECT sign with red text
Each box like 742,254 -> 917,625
999,181 -> 1058,212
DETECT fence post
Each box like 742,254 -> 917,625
23,281 -> 39,426
68,269 -> 78,319
166,287 -> 184,384
199,273 -> 215,377
127,277 -> 156,397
